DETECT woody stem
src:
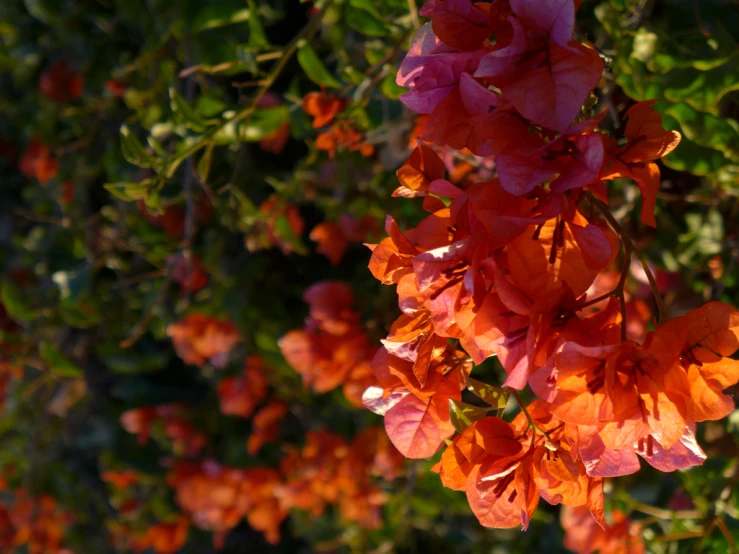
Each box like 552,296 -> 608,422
162,0 -> 337,178
587,193 -> 667,324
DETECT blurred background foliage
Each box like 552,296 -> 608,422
0,0 -> 737,552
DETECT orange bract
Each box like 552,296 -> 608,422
134,516 -> 189,554
302,91 -> 348,128
0,489 -> 75,554
247,400 -> 288,455
316,124 -> 375,159
217,356 -> 269,418
39,61 -> 83,104
20,138 -> 59,184
562,505 -> 645,554
600,101 -> 681,227
280,281 -> 376,407
166,313 -> 240,368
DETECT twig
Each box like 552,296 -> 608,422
588,193 -> 668,324
182,34 -> 196,305
408,0 -> 421,28
631,502 -> 701,520
119,274 -> 172,348
715,518 -> 737,552
511,390 -> 549,438
162,0 -> 337,179
109,269 -> 167,290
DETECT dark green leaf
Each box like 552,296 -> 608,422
1,281 -> 37,322
120,125 -> 155,168
40,342 -> 84,378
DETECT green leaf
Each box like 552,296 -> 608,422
40,342 -> 83,378
346,2 -> 390,37
297,42 -> 341,89
169,88 -> 206,132
120,125 -> 154,168
448,398 -> 490,433
197,142 -> 216,182
381,72 -> 406,100
96,341 -> 171,374
247,0 -> 269,49
104,180 -> 153,202
661,56 -> 739,114
239,106 -> 290,141
192,5 -> 251,32
663,103 -> 739,162
59,298 -> 102,329
272,214 -> 308,255
1,281 -> 37,322
661,113 -> 734,177
464,375 -> 509,410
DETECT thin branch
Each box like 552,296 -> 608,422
511,390 -> 549,438
163,0 -> 337,178
715,518 -> 737,553
631,502 -> 701,520
588,193 -> 668,323
408,0 -> 421,28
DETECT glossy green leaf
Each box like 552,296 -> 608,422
297,43 -> 341,89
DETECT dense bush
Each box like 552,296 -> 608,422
0,0 -> 738,553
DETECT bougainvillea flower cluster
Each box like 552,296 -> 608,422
0,489 -> 75,554
166,427 -> 402,547
363,0 -> 739,535
280,281 -> 376,407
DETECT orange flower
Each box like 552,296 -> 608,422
316,124 -> 374,159
393,143 -> 446,198
667,302 -> 739,421
167,254 -> 209,294
120,407 -> 157,445
302,91 -> 348,128
101,470 -> 139,490
39,61 -> 83,103
562,505 -> 645,554
276,429 -> 401,529
166,313 -> 240,368
248,196 -> 305,254
60,181 -> 75,205
168,461 -> 287,545
600,100 -> 681,227
310,215 -> 379,266
247,400 -> 288,455
134,516 -> 189,554
3,489 -> 74,554
280,281 -> 376,406
20,138 -> 59,184
256,92 -> 290,154
217,356 -> 269,418
105,78 -> 126,97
